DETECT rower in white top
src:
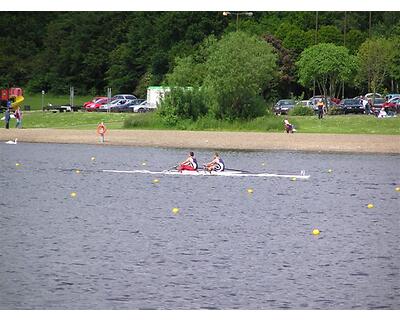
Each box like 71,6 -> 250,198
204,152 -> 225,172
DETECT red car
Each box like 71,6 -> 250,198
83,97 -> 108,111
383,97 -> 400,113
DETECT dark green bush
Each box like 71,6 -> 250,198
327,106 -> 344,115
289,105 -> 314,116
158,87 -> 208,126
123,112 -> 158,128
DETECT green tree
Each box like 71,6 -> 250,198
165,56 -> 203,87
263,34 -> 297,99
204,32 -> 277,120
356,38 -> 393,95
346,29 -> 367,54
318,25 -> 343,45
165,35 -> 217,87
282,27 -> 313,56
296,43 -> 358,101
388,36 -> 400,92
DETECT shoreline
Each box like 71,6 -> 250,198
1,128 -> 400,154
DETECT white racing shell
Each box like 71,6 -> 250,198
102,169 -> 310,179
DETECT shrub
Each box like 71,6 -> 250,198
158,87 -> 208,126
123,112 -> 158,129
327,106 -> 344,115
289,105 -> 314,116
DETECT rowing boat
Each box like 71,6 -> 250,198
102,169 -> 310,179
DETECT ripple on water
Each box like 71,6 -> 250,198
0,143 -> 399,309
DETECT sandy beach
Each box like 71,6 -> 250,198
0,128 -> 399,154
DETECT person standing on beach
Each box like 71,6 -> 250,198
317,101 -> 324,119
4,108 -> 11,129
14,106 -> 22,128
97,122 -> 107,143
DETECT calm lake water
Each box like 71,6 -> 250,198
0,142 -> 399,309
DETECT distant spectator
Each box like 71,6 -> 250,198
317,101 -> 324,119
378,107 -> 387,118
362,97 -> 370,114
97,121 -> 107,143
4,108 -> 11,129
14,106 -> 22,128
284,118 -> 294,133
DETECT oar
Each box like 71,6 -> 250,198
226,168 -> 252,174
165,165 -> 178,171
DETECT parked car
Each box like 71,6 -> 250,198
370,97 -> 385,109
133,100 -> 157,113
388,96 -> 400,103
383,97 -> 399,109
83,96 -> 106,108
111,99 -> 145,112
385,93 -> 400,101
300,100 -> 314,108
98,99 -> 128,112
308,96 -> 338,113
274,99 -> 296,115
84,97 -> 109,111
364,93 -> 382,99
112,94 -> 137,101
339,98 -> 364,114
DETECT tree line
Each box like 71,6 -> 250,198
1,11 -> 399,101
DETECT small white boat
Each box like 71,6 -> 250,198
102,168 -> 310,179
5,138 -> 18,145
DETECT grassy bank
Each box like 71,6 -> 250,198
18,110 -> 128,129
123,113 -> 400,135
11,111 -> 400,135
22,94 -> 93,110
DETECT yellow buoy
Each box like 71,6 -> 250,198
172,207 -> 180,214
142,162 -> 147,166
395,187 -> 400,192
291,177 -> 297,181
70,192 -> 77,198
15,163 -> 20,167
247,188 -> 254,194
153,179 -> 159,183
91,157 -> 96,161
328,169 -> 332,173
367,204 -> 374,209
75,170 -> 80,174
312,229 -> 320,235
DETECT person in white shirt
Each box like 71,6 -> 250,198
204,152 -> 225,172
378,107 -> 387,118
362,97 -> 370,114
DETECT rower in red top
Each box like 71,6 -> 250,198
177,151 -> 198,172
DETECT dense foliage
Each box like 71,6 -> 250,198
289,105 -> 315,116
158,87 -> 208,125
356,38 -> 394,97
1,11 -> 400,99
203,32 -> 277,120
296,43 -> 358,101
